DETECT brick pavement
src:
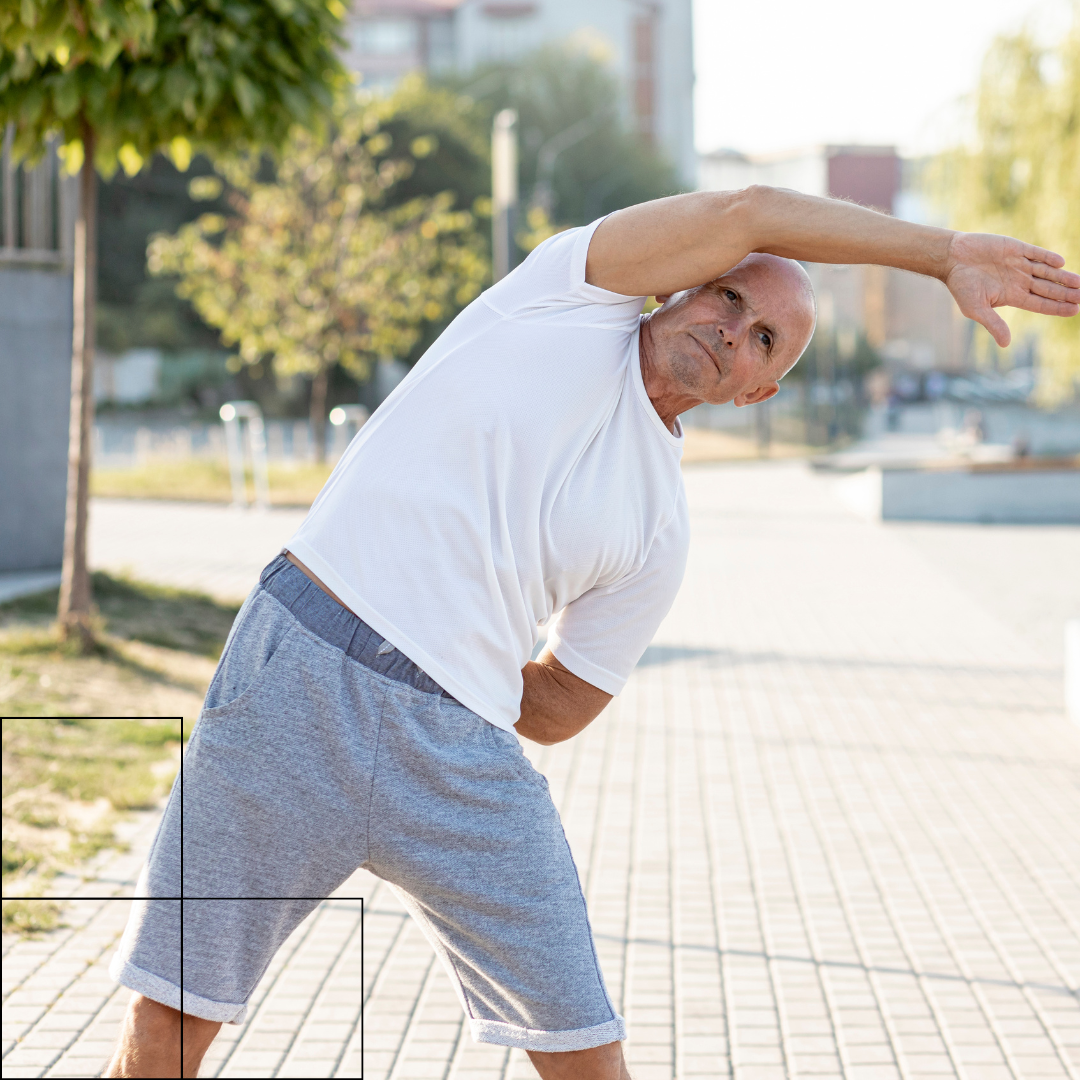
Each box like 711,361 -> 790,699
88,498 -> 308,603
4,462 -> 1078,1079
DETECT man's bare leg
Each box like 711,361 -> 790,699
106,993 -> 221,1079
528,1041 -> 632,1080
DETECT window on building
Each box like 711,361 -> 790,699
350,18 -> 419,56
479,3 -> 539,62
632,13 -> 656,143
1,126 -> 65,263
427,15 -> 455,72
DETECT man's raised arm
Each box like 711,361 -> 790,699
586,186 -> 1080,347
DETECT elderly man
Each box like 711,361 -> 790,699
107,187 -> 1078,1079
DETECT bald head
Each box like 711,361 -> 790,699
701,253 -> 817,372
736,252 -> 816,313
639,251 -> 818,428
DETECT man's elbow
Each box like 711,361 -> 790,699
515,699 -> 611,745
516,709 -> 592,745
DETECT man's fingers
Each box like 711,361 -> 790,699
1023,242 -> 1066,269
1029,276 -> 1080,304
1020,293 -> 1080,318
1029,260 -> 1080,290
978,308 -> 1012,347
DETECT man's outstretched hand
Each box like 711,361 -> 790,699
943,233 -> 1080,347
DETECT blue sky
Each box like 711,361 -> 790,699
692,0 -> 1072,156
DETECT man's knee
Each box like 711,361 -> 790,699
128,992 -> 180,1025
108,993 -> 221,1078
527,1040 -> 630,1080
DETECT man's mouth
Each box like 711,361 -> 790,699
690,334 -> 723,377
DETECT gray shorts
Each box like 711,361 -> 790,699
109,555 -> 625,1053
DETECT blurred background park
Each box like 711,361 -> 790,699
2,0 -> 1079,923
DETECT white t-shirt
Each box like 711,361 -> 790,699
286,219 -> 690,732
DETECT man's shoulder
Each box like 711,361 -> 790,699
484,222 -> 646,322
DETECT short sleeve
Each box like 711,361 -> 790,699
547,488 -> 690,695
481,218 -> 646,321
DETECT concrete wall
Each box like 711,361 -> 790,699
0,266 -> 73,572
881,467 -> 1080,524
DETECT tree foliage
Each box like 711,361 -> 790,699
438,42 -> 682,231
0,0 -> 347,647
934,9 -> 1080,401
90,73 -> 491,363
364,73 -> 492,216
84,46 -> 677,368
0,0 -> 345,174
148,91 -> 488,455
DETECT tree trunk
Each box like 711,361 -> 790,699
310,366 -> 330,464
58,123 -> 97,652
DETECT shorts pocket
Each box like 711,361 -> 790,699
485,722 -> 546,785
201,591 -> 297,716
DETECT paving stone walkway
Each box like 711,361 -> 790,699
4,462 -> 1079,1079
88,498 -> 309,604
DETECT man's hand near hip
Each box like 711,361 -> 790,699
517,651 -> 613,745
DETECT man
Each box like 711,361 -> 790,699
107,186 -> 1078,1079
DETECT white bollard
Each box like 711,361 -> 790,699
1066,619 -> 1080,728
219,401 -> 271,510
329,405 -> 370,463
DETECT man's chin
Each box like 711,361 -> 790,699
670,352 -> 722,399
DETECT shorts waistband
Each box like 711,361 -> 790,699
258,554 -> 453,699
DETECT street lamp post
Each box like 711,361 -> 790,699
492,109 -> 518,282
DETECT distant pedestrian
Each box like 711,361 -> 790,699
963,407 -> 987,444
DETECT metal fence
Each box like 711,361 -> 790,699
93,419 -> 360,468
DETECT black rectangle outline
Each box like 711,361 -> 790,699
2,714 -> 366,1078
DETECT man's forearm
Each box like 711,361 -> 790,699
516,652 -> 612,745
746,185 -> 954,279
587,186 -> 956,296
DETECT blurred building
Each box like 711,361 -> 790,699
0,131 -> 77,576
95,348 -> 163,405
345,0 -> 696,185
699,145 -> 968,381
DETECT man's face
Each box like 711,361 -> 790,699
647,254 -> 816,408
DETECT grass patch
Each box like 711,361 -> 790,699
2,897 -> 66,935
2,717 -> 190,886
2,573 -> 222,900
4,717 -> 188,807
0,571 -> 240,658
92,458 -> 334,506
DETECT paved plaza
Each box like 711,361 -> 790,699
4,462 -> 1079,1079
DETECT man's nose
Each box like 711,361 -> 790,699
718,317 -> 747,348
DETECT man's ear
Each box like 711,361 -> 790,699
733,382 -> 779,408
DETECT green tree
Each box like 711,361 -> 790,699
1,0 -> 345,648
95,74 -> 492,362
86,49 -> 677,375
934,8 -> 1079,401
436,41 -> 681,249
148,94 -> 488,460
328,74 -> 493,366
96,152 -> 231,355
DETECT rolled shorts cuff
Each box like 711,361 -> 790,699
469,1014 -> 627,1052
108,954 -> 249,1025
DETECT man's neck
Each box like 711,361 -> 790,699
639,315 -> 700,433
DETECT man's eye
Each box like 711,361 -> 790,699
759,332 -> 772,348
724,290 -> 738,303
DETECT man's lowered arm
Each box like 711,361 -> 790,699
517,651 -> 612,745
586,186 -> 1080,347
